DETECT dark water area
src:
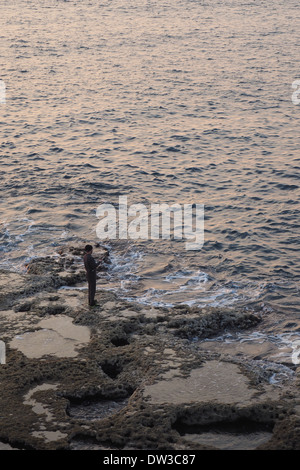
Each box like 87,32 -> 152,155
0,0 -> 299,342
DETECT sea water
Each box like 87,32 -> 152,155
0,0 -> 299,363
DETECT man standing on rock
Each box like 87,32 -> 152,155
83,244 -> 102,307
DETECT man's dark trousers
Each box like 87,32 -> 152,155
87,271 -> 96,306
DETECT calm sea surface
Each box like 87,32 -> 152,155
0,0 -> 299,325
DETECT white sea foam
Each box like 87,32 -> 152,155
204,329 -> 300,368
102,253 -> 267,309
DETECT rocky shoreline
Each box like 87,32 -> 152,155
0,244 -> 299,450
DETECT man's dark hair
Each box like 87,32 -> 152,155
85,244 -> 93,253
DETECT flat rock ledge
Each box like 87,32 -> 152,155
0,245 -> 299,450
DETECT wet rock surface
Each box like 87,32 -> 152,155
0,245 -> 300,450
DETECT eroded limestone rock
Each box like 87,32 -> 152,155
0,247 -> 299,450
